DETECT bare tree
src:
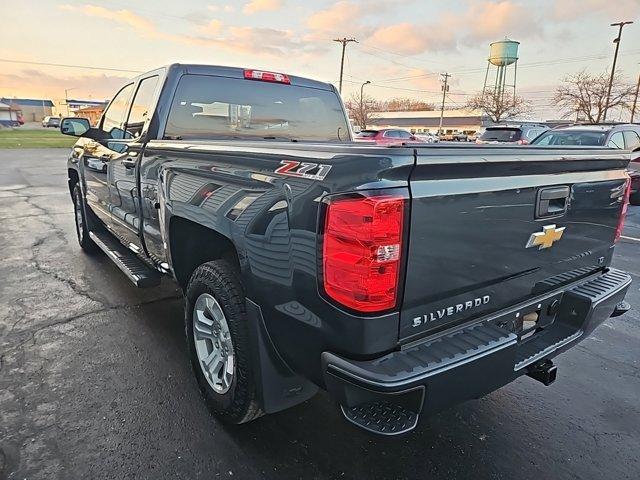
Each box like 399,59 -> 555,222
465,89 -> 532,123
344,92 -> 378,129
378,97 -> 436,112
554,71 -> 635,123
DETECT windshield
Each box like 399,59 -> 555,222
479,128 -> 522,142
532,130 -> 607,146
165,74 -> 350,142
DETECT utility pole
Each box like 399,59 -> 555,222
333,37 -> 357,95
360,80 -> 371,129
631,69 -> 640,123
438,73 -> 450,135
603,21 -> 633,122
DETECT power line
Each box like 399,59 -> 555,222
0,58 -> 143,73
358,42 -> 448,66
363,49 -> 640,84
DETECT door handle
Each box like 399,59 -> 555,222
122,157 -> 137,169
536,186 -> 570,218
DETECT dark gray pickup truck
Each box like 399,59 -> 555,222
62,64 -> 632,435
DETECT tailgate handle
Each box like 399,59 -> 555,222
536,186 -> 570,218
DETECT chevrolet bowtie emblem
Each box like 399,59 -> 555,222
526,224 -> 565,250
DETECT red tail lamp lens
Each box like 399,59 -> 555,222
322,194 -> 405,313
615,178 -> 631,243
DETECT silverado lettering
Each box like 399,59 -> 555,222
412,295 -> 491,327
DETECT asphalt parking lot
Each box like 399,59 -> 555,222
1,148 -> 639,480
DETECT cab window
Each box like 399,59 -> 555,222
101,83 -> 135,140
623,130 -> 640,150
607,131 -> 625,149
126,76 -> 159,139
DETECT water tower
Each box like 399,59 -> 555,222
482,39 -> 520,104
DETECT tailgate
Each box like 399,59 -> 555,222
400,146 -> 629,341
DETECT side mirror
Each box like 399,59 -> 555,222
60,117 -> 91,137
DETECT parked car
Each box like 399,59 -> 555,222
439,131 -> 468,142
42,116 -> 61,128
354,128 -> 424,145
414,132 -> 439,143
533,125 -> 640,205
531,124 -> 640,150
476,124 -> 549,145
61,63 -> 632,436
625,148 -> 640,206
469,130 -> 484,142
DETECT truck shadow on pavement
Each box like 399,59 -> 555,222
134,288 -> 553,480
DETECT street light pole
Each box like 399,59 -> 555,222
360,80 -> 370,129
333,37 -> 357,95
64,88 -> 77,116
603,21 -> 633,122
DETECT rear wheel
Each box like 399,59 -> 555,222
72,183 -> 97,253
185,260 -> 262,424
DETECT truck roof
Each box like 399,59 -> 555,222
136,63 -> 336,92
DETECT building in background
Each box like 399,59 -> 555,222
75,104 -> 107,125
0,101 -> 22,127
0,98 -> 54,123
55,99 -> 108,117
368,109 -> 488,136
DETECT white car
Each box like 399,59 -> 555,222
414,132 -> 439,143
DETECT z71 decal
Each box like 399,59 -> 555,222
274,160 -> 332,181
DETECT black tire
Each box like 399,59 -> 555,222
629,191 -> 640,206
72,183 -> 97,253
185,260 -> 263,424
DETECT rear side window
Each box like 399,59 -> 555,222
533,131 -> 607,146
525,128 -> 545,140
623,130 -> 640,150
608,132 -> 624,149
126,76 -> 159,139
480,128 -> 521,142
164,74 -> 349,142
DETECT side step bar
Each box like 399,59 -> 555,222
89,230 -> 161,288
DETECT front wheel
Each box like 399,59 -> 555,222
72,183 -> 97,253
185,260 -> 263,424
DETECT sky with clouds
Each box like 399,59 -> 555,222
1,0 -> 640,119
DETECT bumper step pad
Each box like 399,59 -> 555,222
341,402 -> 418,435
327,269 -> 631,436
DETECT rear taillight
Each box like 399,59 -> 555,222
321,192 -> 406,313
243,69 -> 290,84
615,178 -> 631,243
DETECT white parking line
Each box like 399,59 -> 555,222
621,235 -> 640,242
